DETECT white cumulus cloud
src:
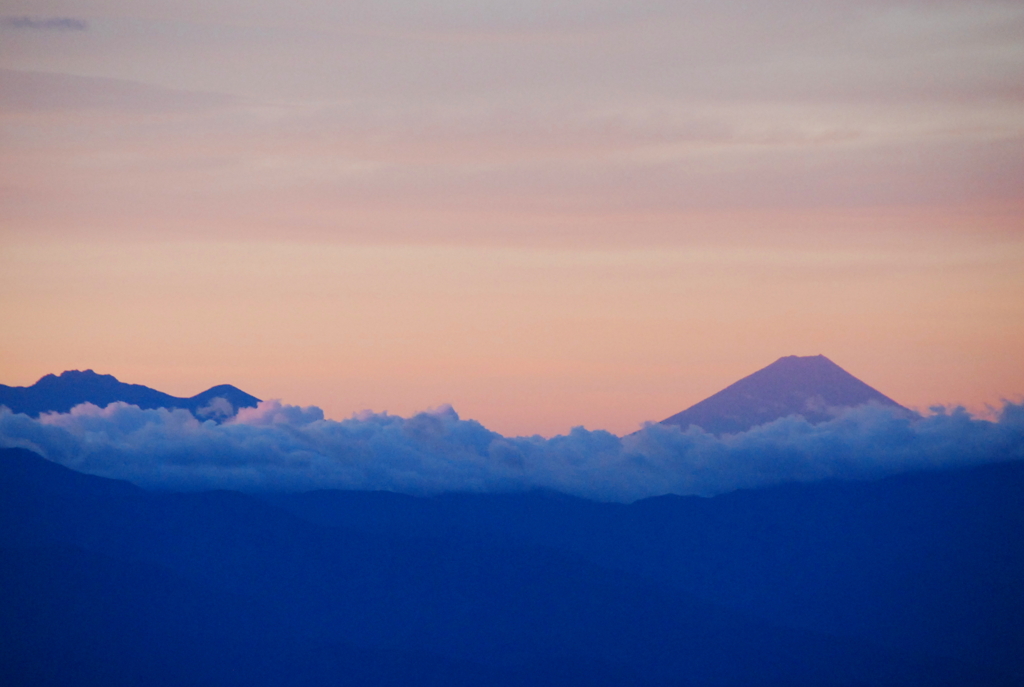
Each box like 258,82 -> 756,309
1,399 -> 1022,501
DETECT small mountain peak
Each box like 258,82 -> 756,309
39,370 -> 122,387
57,369 -> 117,380
202,384 -> 246,394
772,354 -> 830,364
3,371 -> 259,419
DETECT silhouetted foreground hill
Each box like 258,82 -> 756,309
2,447 -> 1020,686
268,465 -> 1024,680
662,355 -> 907,434
0,370 -> 259,418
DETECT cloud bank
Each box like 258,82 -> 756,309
1,400 -> 1022,501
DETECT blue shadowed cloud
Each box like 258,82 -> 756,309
1,399 -> 1021,501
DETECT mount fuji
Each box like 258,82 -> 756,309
661,355 -> 907,435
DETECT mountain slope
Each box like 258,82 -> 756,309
0,370 -> 259,418
0,447 -> 987,687
661,355 -> 906,434
265,461 -> 1024,681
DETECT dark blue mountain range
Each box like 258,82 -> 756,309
0,369 -> 259,419
1,364 -> 1021,685
265,464 -> 1024,680
2,445 -> 1021,686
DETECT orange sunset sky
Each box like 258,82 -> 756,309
1,1 -> 1022,436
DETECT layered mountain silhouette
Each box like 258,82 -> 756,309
4,445 -> 1020,686
0,370 -> 259,419
2,360 -> 1021,685
662,355 -> 907,435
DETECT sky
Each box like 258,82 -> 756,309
1,0 -> 1022,437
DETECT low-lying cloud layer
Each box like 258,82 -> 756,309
2,400 -> 1022,501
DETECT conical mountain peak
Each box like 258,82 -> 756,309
661,355 -> 905,435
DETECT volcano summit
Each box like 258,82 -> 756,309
661,355 -> 907,435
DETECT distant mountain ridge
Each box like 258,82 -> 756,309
662,355 -> 907,435
0,370 -> 260,419
4,444 -> 1018,686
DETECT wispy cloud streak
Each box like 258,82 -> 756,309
1,16 -> 88,31
1,399 -> 1021,501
